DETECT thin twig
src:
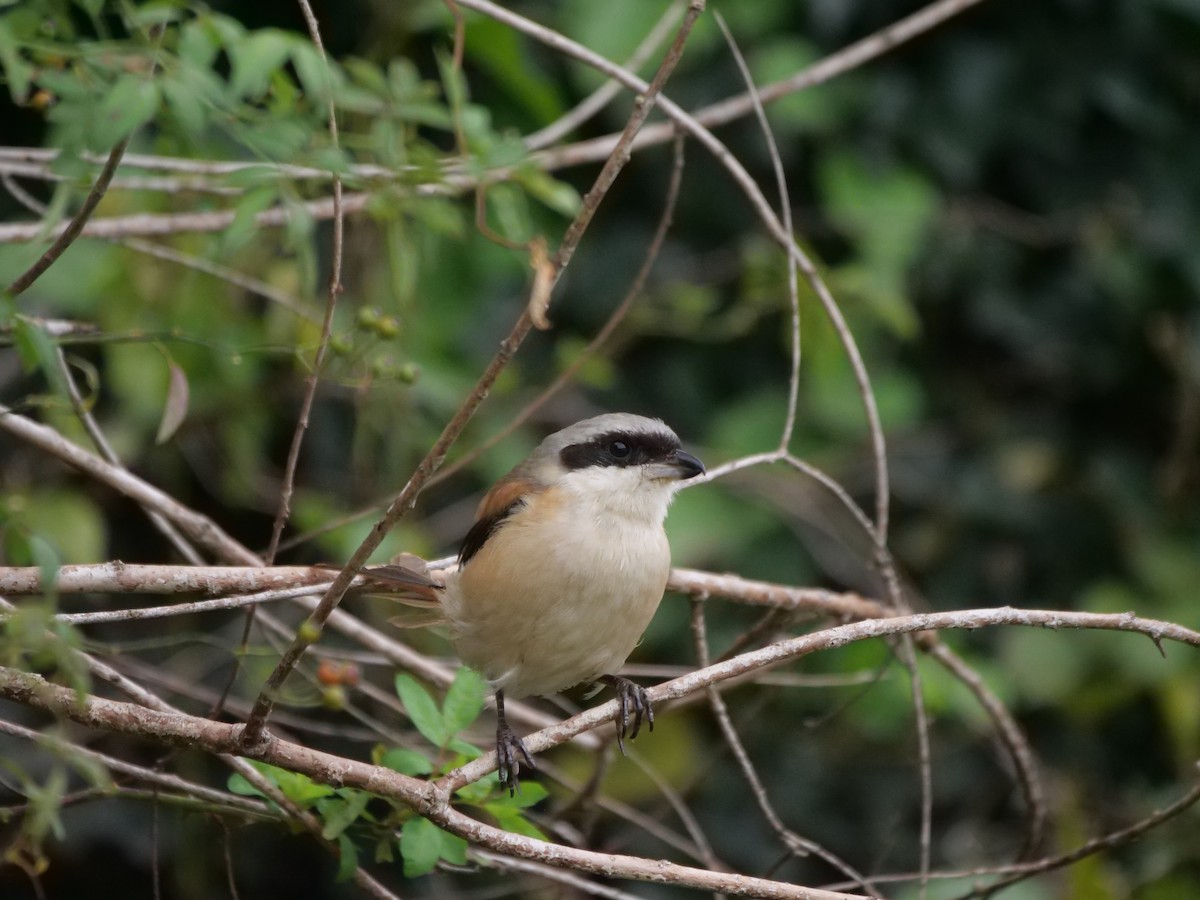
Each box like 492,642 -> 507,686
119,236 -> 320,322
951,777 -> 1200,898
690,599 -> 881,897
471,847 -> 646,899
216,0 -> 350,723
267,0 -> 345,565
0,0 -> 991,251
923,641 -> 1046,858
531,0 -> 993,174
0,717 -> 268,817
0,191 -> 373,244
439,606 -> 1200,791
712,12 -> 803,452
893,637 -> 933,898
5,137 -> 130,296
523,1 -> 687,150
457,0 -> 893,571
0,664 -> 866,900
0,403 -> 259,565
0,600 -> 399,900
0,562 -> 882,623
52,347 -> 205,565
432,132 -> 688,485
0,175 -> 316,322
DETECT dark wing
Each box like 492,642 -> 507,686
459,477 -> 534,566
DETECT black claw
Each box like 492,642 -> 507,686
495,689 -> 535,796
496,720 -> 535,795
602,675 -> 654,755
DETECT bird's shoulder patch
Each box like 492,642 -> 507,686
459,478 -> 534,566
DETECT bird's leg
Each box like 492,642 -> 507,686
494,689 -> 535,795
600,674 -> 654,756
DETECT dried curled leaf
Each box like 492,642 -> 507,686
527,236 -> 554,330
155,360 -> 189,445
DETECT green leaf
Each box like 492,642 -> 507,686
0,19 -> 33,104
242,116 -> 310,161
129,3 -> 184,28
395,674 -> 447,746
490,805 -> 549,840
373,835 -> 395,864
6,490 -> 106,569
446,737 -> 481,759
498,780 -> 548,810
819,149 -> 939,276
461,18 -> 562,123
452,777 -> 495,806
434,47 -> 468,121
219,186 -> 279,257
72,0 -> 105,20
161,75 -> 208,138
27,533 -> 61,608
377,747 -> 433,777
344,56 -> 388,95
178,18 -> 220,69
290,40 -> 342,104
442,667 -> 486,737
437,828 -> 468,866
399,816 -> 441,877
207,12 -> 246,48
226,773 -> 259,797
318,789 -> 370,840
482,182 -> 532,244
518,168 -> 581,218
12,317 -> 67,396
399,817 -> 467,877
335,833 -> 359,882
229,29 -> 292,101
92,75 -> 160,150
226,762 -> 335,806
33,69 -> 92,103
750,39 -> 841,134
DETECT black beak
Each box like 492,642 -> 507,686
671,449 -> 705,480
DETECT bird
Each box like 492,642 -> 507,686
384,413 -> 704,792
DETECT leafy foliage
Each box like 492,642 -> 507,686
1,0 -> 1199,897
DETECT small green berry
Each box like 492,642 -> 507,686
356,306 -> 382,330
375,315 -> 401,339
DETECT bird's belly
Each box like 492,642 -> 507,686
444,506 -> 670,698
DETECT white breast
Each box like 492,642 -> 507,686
442,477 -> 674,698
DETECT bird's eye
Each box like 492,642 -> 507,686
609,440 -> 631,458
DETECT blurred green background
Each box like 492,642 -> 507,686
1,0 -> 1199,897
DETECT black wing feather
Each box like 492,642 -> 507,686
459,498 -> 525,566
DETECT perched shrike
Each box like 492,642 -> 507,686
387,413 -> 703,791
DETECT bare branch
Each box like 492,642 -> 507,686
268,0 -> 347,562
0,192 -> 372,244
0,665 -> 863,900
433,132 -> 688,485
923,641 -> 1047,858
0,404 -> 258,565
5,137 -> 130,296
532,0 -> 993,173
439,607 -> 1200,791
690,600 -> 881,897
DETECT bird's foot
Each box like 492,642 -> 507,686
496,719 -> 536,796
602,674 -> 654,755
